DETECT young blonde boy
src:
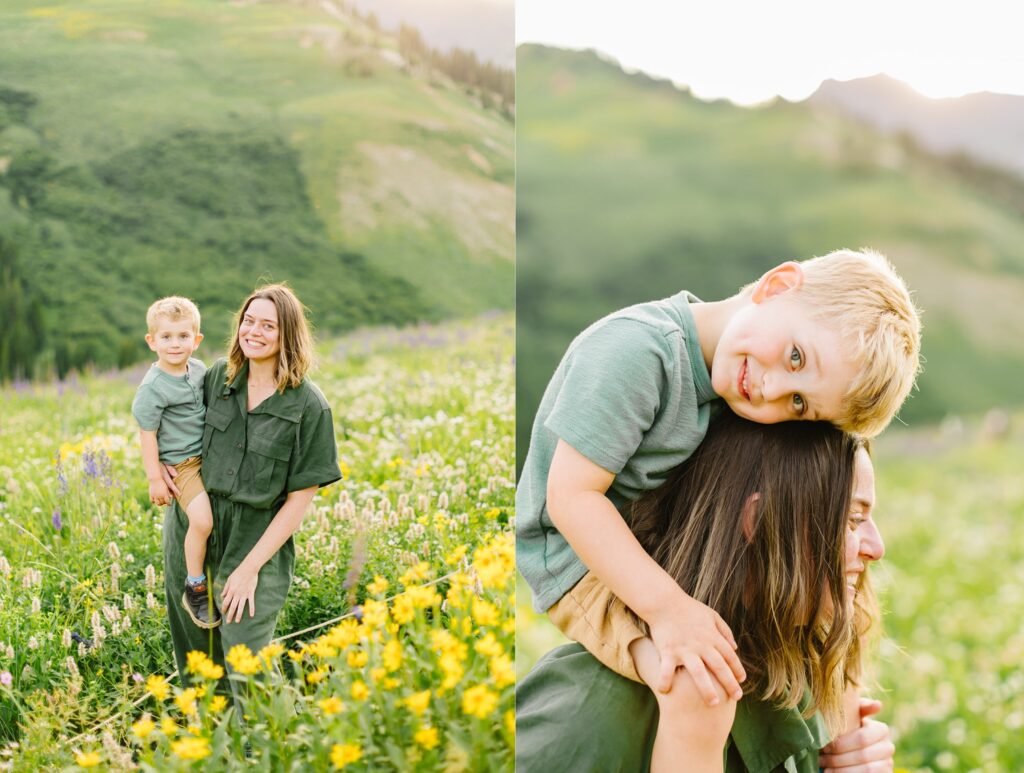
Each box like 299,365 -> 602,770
517,248 -> 921,768
132,297 -> 221,629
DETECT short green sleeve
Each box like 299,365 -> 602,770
286,387 -> 341,493
132,381 -> 167,431
544,318 -> 673,475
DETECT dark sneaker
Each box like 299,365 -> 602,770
182,581 -> 222,629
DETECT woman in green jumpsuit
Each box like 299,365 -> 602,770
161,285 -> 340,707
516,413 -> 892,772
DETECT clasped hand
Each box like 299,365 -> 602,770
648,595 -> 746,704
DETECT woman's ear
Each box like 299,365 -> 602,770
741,493 -> 761,542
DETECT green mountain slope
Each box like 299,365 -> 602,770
0,1 -> 513,376
517,44 -> 1024,459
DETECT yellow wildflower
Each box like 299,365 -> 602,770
287,644 -> 308,662
474,632 -> 504,658
350,680 -> 369,701
175,687 -> 198,716
185,651 -> 210,675
491,654 -> 515,688
331,743 -> 362,769
367,575 -> 389,595
407,584 -> 442,609
382,639 -> 402,672
306,665 -> 330,685
146,674 -> 170,701
462,684 -> 499,719
399,562 -> 431,586
361,599 -> 388,628
404,689 -> 430,716
226,644 -> 261,675
75,751 -> 101,767
471,598 -> 499,627
323,619 -> 361,649
131,716 -> 155,739
505,709 -> 515,735
210,695 -> 228,713
383,677 -> 400,689
370,666 -> 386,682
307,639 -> 339,659
444,545 -> 468,565
171,736 -> 211,761
318,696 -> 345,716
258,642 -> 285,662
439,653 -> 464,691
346,649 -> 368,668
197,660 -> 224,680
391,593 -> 415,624
414,726 -> 440,750
161,717 -> 178,736
485,508 -> 501,519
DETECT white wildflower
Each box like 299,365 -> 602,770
30,597 -> 40,615
107,542 -> 120,560
144,564 -> 157,589
65,656 -> 79,679
62,629 -> 72,648
27,637 -> 39,651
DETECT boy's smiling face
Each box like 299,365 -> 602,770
711,264 -> 859,425
146,316 -> 202,370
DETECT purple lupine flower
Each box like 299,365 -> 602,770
83,450 -> 100,479
52,507 -> 62,532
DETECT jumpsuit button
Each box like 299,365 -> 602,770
227,469 -> 235,476
236,443 -> 243,449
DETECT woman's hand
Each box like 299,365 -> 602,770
819,698 -> 894,772
220,563 -> 259,624
160,463 -> 181,499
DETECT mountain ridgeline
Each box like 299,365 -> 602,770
0,0 -> 514,379
517,44 -> 1024,455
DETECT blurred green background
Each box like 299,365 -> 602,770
0,0 -> 513,379
516,44 -> 1024,772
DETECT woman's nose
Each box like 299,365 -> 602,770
860,521 -> 885,562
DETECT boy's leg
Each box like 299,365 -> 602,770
547,571 -> 646,682
183,492 -> 213,579
163,501 -> 224,682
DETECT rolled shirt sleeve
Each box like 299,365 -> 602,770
132,381 -> 166,432
286,390 -> 342,493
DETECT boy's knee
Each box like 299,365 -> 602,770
185,499 -> 213,533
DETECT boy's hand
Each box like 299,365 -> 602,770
647,594 -> 745,705
160,463 -> 181,498
148,478 -> 171,507
819,699 -> 894,772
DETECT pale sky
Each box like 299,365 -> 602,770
517,0 -> 1024,105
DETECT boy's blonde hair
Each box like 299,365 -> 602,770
146,296 -> 201,334
798,248 -> 921,438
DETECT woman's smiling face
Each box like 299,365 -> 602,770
844,447 -> 884,606
238,298 -> 280,365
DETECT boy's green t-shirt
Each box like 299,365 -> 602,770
516,291 -> 718,612
131,358 -> 207,464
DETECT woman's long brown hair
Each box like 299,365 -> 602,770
630,410 -> 860,731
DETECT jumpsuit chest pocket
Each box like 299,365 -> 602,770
243,431 -> 294,495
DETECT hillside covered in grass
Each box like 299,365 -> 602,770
0,1 -> 513,378
517,44 -> 1024,453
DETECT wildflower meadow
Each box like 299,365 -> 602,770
0,314 -> 514,771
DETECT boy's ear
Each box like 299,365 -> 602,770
144,333 -> 157,352
193,332 -> 204,348
741,492 -> 761,543
751,261 -> 804,303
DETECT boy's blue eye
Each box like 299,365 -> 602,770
793,394 -> 805,415
790,347 -> 802,368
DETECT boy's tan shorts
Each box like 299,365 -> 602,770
547,571 -> 646,683
172,456 -> 206,511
